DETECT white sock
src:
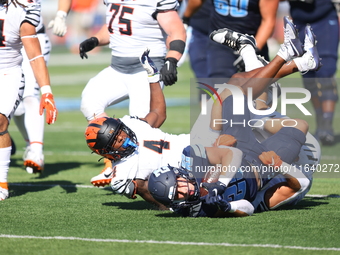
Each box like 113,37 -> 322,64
240,45 -> 264,71
13,114 -> 29,145
0,147 -> 11,183
23,96 -> 44,153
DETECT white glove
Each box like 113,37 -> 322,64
48,11 -> 67,37
139,48 -> 160,83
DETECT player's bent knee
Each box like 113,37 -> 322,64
292,119 -> 309,134
0,113 -> 9,134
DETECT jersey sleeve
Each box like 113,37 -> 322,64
156,0 -> 179,12
23,3 -> 41,27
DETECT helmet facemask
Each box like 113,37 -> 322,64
170,168 -> 201,210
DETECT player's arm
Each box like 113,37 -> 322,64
139,50 -> 166,128
214,200 -> 255,217
157,10 -> 186,86
158,11 -> 186,62
183,0 -> 205,22
20,22 -> 57,124
259,152 -> 311,209
136,180 -> 168,210
48,0 -> 72,37
79,24 -> 110,59
256,0 -> 280,51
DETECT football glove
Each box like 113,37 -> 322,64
259,151 -> 282,168
79,37 -> 99,59
140,48 -> 160,83
213,134 -> 237,147
203,194 -> 232,212
201,181 -> 227,196
39,93 -> 57,124
48,11 -> 67,37
160,57 -> 178,86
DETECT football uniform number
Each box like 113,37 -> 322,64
0,20 -> 5,47
153,166 -> 171,177
108,4 -> 134,35
144,140 -> 170,154
224,178 -> 246,201
213,0 -> 249,17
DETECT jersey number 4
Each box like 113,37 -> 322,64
108,4 -> 134,35
144,140 -> 170,154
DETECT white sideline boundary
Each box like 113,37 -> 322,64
0,234 -> 339,251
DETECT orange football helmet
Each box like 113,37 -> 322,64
84,117 -> 137,161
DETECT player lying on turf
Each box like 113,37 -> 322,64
147,17 -> 319,216
84,17 -> 320,210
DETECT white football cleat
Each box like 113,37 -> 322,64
303,24 -> 321,71
278,16 -> 304,61
24,149 -> 44,174
91,159 -> 114,187
210,27 -> 256,53
0,187 -> 9,201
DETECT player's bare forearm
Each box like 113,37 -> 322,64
93,24 -> 110,46
144,82 -> 166,128
58,0 -> 72,14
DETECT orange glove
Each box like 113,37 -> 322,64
40,93 -> 58,124
213,134 -> 237,147
259,151 -> 283,168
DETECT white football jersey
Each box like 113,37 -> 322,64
111,116 -> 190,194
104,0 -> 178,57
0,1 -> 41,69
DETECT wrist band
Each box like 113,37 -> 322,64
169,40 -> 186,54
57,10 -> 67,18
41,85 -> 52,95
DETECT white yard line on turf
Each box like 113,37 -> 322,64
0,234 -> 339,251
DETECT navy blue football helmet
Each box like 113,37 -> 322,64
148,165 -> 200,209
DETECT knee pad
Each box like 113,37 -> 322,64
303,77 -> 339,101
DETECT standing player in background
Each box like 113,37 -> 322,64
66,0 -> 100,54
13,0 -> 52,174
287,0 -> 339,145
182,0 -> 279,78
48,0 -> 72,37
0,0 -> 58,200
79,0 -> 186,175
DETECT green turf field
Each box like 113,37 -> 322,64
1,49 -> 340,255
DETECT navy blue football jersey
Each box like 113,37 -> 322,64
210,0 -> 261,35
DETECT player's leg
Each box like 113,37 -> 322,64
14,33 -> 51,174
303,19 -> 338,145
81,66 -> 128,122
125,71 -> 152,118
0,67 -> 24,200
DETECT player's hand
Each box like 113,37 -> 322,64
201,181 -> 227,196
259,151 -> 282,168
39,93 -> 57,124
48,11 -> 67,37
202,193 -> 232,212
79,37 -> 99,59
213,134 -> 237,147
140,48 -> 160,83
160,57 -> 178,86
